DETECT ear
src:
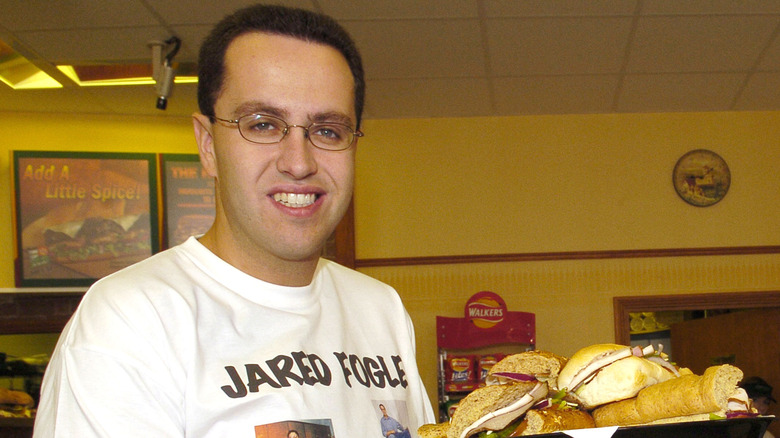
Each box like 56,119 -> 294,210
193,113 -> 218,178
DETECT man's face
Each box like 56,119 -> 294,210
753,396 -> 770,415
196,32 -> 356,282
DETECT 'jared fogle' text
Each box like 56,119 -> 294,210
221,351 -> 408,398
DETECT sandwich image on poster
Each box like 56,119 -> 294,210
13,151 -> 158,287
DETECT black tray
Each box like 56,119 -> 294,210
545,417 -> 774,438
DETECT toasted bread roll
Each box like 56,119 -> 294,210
514,407 -> 595,436
487,350 -> 568,388
593,364 -> 743,427
557,343 -> 676,409
418,422 -> 450,438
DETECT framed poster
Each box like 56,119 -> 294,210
160,154 -> 215,249
12,151 -> 158,287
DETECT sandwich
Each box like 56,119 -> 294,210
556,343 -> 683,409
592,364 -> 748,427
486,350 -> 567,388
0,387 -> 34,418
446,380 -> 549,438
443,387 -> 597,438
431,350 -> 595,438
419,404 -> 595,438
42,213 -> 151,263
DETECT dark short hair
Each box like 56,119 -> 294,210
197,4 -> 365,128
741,376 -> 776,403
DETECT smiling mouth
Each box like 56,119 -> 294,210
273,192 -> 318,208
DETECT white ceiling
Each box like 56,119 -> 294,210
0,0 -> 778,120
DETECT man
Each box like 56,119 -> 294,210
741,376 -> 776,438
380,403 -> 412,438
33,5 -> 434,437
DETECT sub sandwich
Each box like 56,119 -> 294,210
556,343 -> 684,409
421,350 -> 596,438
592,364 -> 749,427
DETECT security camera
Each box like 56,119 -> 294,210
150,36 -> 181,110
155,62 -> 175,110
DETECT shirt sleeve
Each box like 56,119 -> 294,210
34,286 -> 186,437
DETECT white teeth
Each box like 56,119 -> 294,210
273,193 -> 316,208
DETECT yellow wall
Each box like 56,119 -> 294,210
355,112 -> 780,257
1,110 -> 779,408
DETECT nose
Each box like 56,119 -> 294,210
276,125 -> 318,179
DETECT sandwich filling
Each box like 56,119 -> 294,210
458,382 -> 548,438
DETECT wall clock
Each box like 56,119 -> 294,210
672,149 -> 730,207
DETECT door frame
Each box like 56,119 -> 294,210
613,290 -> 780,345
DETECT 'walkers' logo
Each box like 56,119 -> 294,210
465,291 -> 507,329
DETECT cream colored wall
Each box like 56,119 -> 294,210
354,112 -> 780,257
1,110 -> 778,409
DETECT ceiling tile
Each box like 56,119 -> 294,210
757,34 -> 780,71
734,72 -> 780,111
0,1 -> 777,119
485,17 -> 633,75
319,0 -> 478,19
618,73 -> 746,112
483,0 -> 638,17
492,75 -> 619,115
364,78 -> 494,119
148,0 -> 314,25
346,19 -> 486,79
642,0 -> 780,15
165,24 -> 215,63
15,27 -> 174,63
0,0 -> 159,30
627,15 -> 778,73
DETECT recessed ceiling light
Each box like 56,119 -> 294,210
57,63 -> 197,87
0,40 -> 62,89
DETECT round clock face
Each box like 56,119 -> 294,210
673,149 -> 730,207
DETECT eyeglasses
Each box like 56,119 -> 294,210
212,113 -> 363,151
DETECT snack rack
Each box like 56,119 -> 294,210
436,291 -> 535,422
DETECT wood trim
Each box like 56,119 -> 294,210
0,292 -> 85,334
355,245 -> 780,268
613,291 -> 780,345
332,199 -> 355,269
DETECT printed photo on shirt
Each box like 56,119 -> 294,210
375,400 -> 412,438
254,419 -> 334,438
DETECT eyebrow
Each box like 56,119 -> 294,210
232,101 -> 284,118
232,101 -> 356,127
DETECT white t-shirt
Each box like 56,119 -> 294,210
34,237 -> 434,437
